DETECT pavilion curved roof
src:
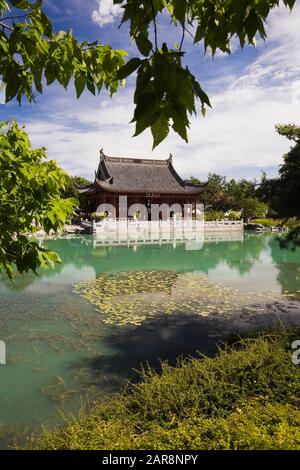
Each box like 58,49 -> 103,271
78,151 -> 207,195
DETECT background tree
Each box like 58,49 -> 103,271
187,173 -> 257,213
226,178 -> 257,210
257,173 -> 280,218
62,176 -> 91,199
186,175 -> 204,186
261,124 -> 300,247
62,175 -> 91,213
187,173 -> 231,210
275,124 -> 300,219
241,197 -> 268,222
258,125 -> 300,219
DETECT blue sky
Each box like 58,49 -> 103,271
1,0 -> 300,181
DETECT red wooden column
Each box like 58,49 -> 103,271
181,198 -> 184,219
116,195 -> 119,219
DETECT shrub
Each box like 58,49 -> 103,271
204,210 -> 225,221
90,212 -> 107,222
251,218 -> 280,228
228,211 -> 241,221
28,330 -> 300,450
286,218 -> 300,230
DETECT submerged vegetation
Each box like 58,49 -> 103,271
28,329 -> 300,450
72,270 -> 285,327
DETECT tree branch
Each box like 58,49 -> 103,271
151,0 -> 158,51
179,22 -> 185,51
169,14 -> 195,43
0,14 -> 30,22
0,21 -> 13,31
183,24 -> 195,41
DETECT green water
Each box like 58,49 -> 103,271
0,232 -> 300,447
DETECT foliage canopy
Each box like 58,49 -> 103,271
0,0 -> 297,148
0,0 -> 126,103
0,121 -> 75,278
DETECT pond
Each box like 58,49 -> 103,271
0,232 -> 300,448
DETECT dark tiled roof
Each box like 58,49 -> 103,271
79,151 -> 206,195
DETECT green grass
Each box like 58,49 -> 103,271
28,330 -> 300,450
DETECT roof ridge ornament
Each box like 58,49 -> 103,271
168,154 -> 173,164
100,148 -> 105,160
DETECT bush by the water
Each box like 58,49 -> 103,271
28,330 -> 300,450
228,211 -> 241,221
204,210 -> 225,221
251,218 -> 280,228
90,212 -> 107,222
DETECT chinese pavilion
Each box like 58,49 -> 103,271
78,150 -> 207,220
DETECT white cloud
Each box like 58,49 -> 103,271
25,82 -> 297,182
91,0 -> 123,27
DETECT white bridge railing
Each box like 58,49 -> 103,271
93,219 -> 243,233
204,220 -> 243,229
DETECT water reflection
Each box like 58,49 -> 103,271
49,232 -> 271,279
0,232 -> 271,292
269,236 -> 300,297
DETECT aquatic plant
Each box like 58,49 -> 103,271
72,270 -> 284,327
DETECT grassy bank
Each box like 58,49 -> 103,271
28,330 -> 300,450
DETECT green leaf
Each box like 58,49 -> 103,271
116,58 -> 143,80
134,109 -> 159,137
172,0 -> 187,25
151,114 -> 169,149
132,92 -> 158,122
86,79 -> 95,95
9,0 -> 30,9
75,74 -> 86,98
135,34 -> 153,57
40,11 -> 52,37
171,106 -> 188,142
